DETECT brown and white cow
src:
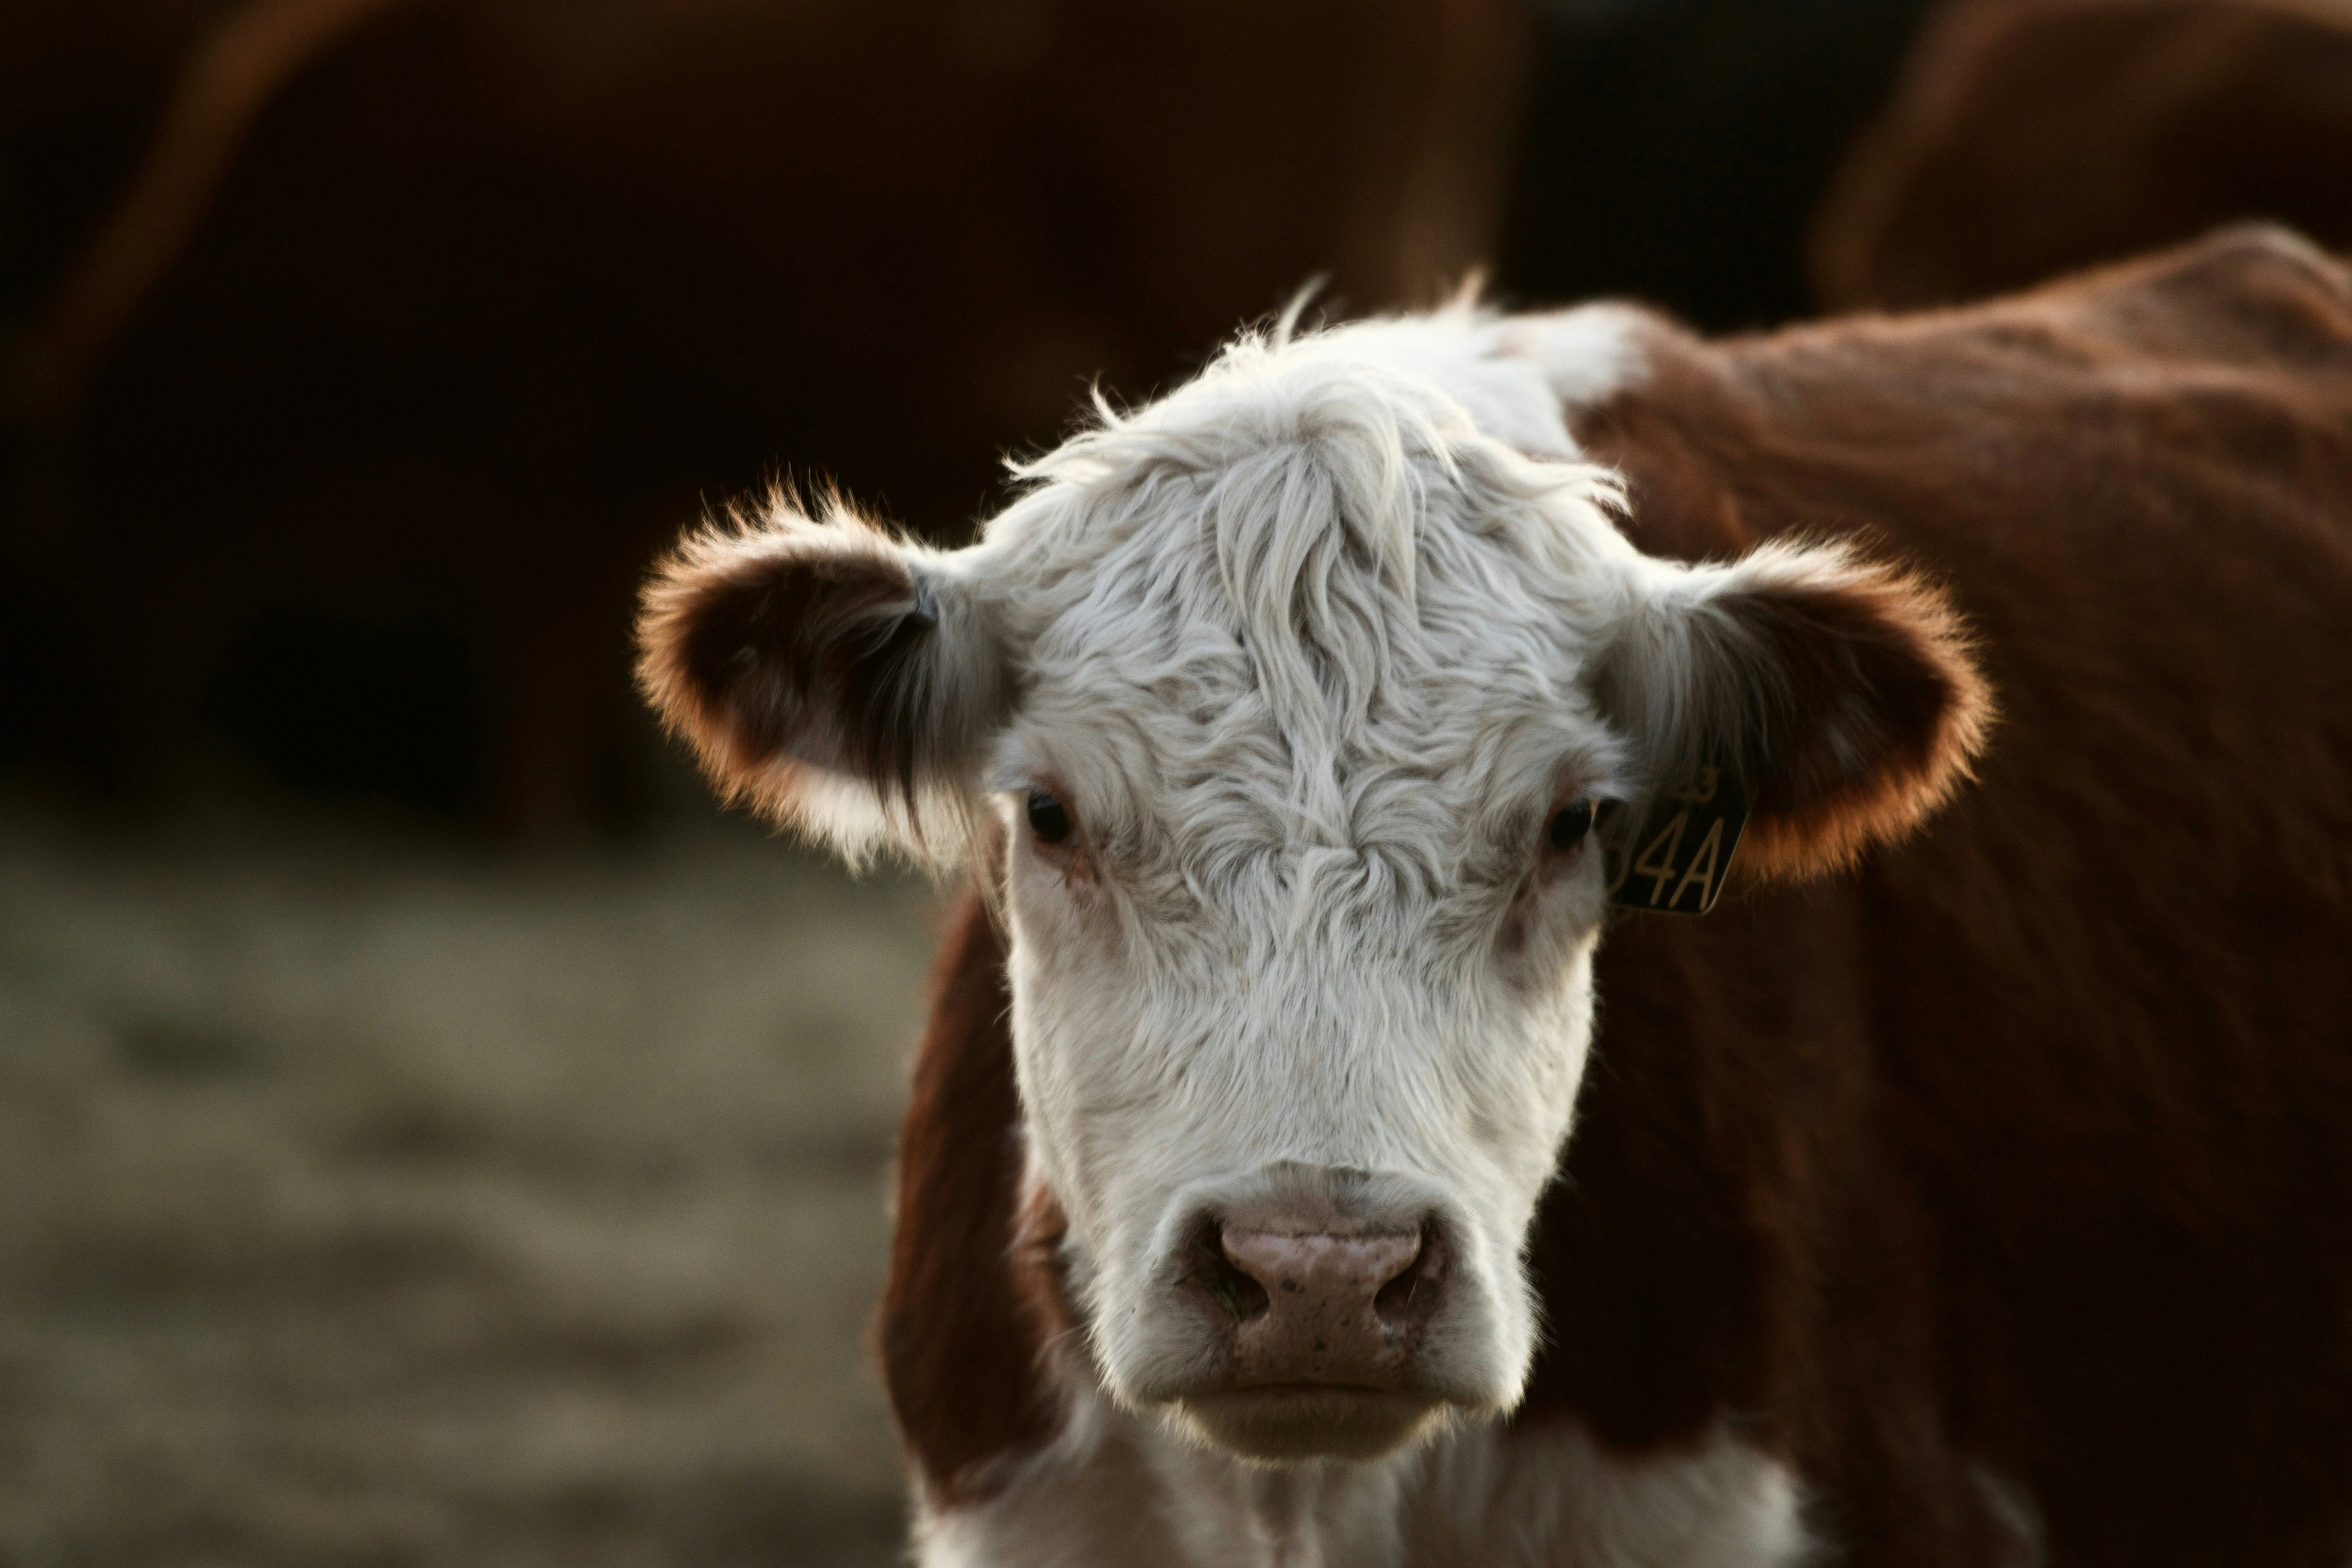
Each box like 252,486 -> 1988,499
637,226 -> 2352,1566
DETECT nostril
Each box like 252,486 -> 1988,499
1373,1221 -> 1448,1331
1183,1218 -> 1270,1324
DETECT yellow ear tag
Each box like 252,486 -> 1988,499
1604,764 -> 1749,916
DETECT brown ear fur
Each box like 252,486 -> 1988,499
1719,549 -> 1992,878
1615,544 -> 1995,882
634,499 -> 998,843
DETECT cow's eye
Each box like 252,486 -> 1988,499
1546,798 -> 1594,851
1026,788 -> 1074,846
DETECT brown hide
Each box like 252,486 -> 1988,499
1813,0 -> 2352,312
886,228 -> 2352,1563
882,897 -> 1056,1509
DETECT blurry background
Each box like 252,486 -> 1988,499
1,0 -> 2345,1561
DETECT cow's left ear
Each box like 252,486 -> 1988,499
1599,541 -> 1994,880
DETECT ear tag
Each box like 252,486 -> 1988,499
1604,763 -> 1749,916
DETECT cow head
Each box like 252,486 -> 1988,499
638,317 -> 1989,1465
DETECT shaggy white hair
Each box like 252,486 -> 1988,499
963,305 -> 1649,864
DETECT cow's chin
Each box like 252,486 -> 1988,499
1167,1388 -> 1456,1463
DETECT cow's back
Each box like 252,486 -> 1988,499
1536,226 -> 2352,1565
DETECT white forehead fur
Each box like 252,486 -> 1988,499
962,307 -> 1652,880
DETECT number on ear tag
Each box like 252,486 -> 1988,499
1604,763 -> 1749,916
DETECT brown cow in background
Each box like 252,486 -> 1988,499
1,0 -> 1524,835
1814,0 -> 2352,311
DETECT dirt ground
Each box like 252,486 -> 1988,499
0,802 -> 940,1567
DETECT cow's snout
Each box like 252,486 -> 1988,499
1214,1221 -> 1436,1389
1161,1183 -> 1468,1462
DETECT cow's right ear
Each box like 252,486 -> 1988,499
635,500 -> 1007,861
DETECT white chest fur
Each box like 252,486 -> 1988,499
918,1386 -> 1807,1568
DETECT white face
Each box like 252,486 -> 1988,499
636,310 -> 1984,1469
949,336 -> 1653,1457
990,562 -> 1621,1445
994,691 -> 1609,1454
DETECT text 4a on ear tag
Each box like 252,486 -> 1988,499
1604,763 -> 1751,916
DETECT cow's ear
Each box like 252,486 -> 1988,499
635,499 -> 1007,862
1599,542 -> 1994,881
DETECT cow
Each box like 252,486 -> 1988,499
1811,0 -> 2352,313
635,225 -> 2352,1565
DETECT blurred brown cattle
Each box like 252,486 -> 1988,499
1811,0 -> 2352,312
1,0 -> 1525,836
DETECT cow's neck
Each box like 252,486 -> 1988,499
916,1368 -> 1808,1567
915,1372 -> 1408,1567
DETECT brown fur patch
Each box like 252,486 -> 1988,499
878,895 -> 1069,1508
1686,551 -> 1993,880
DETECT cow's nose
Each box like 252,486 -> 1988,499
1211,1219 -> 1440,1389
